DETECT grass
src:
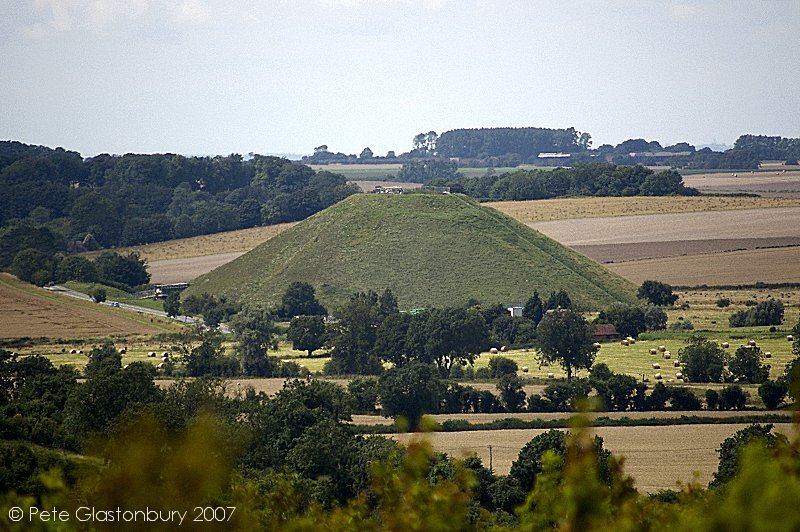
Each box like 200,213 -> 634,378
63,281 -> 165,311
486,196 -> 800,223
186,193 -> 638,311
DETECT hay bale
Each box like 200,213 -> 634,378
161,356 -> 169,362
675,372 -> 683,379
673,360 -> 681,367
76,350 -> 83,354
655,373 -> 662,380
663,352 -> 671,360
148,351 -> 157,357
522,366 -> 529,373
489,347 -> 498,354
765,352 -> 772,358
162,351 -> 169,357
69,349 -> 77,354
658,345 -> 666,352
118,347 -> 127,354
547,372 -> 555,379
123,364 -> 129,369
156,362 -> 165,369
721,342 -> 730,348
652,363 -> 661,369
500,345 -> 507,352
621,339 -> 630,346
592,342 -> 602,349
748,340 -> 757,347
650,348 -> 658,355
788,335 -> 795,342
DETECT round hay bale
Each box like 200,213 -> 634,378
658,345 -> 666,352
76,350 -> 83,354
673,360 -> 681,367
522,366 -> 529,373
652,363 -> 661,369
157,362 -> 165,369
148,351 -> 157,357
162,351 -> 169,357
649,348 -> 657,355
592,342 -> 602,349
489,347 -> 498,354
748,340 -> 757,347
721,342 -> 730,349
788,335 -> 795,342
654,373 -> 662,380
547,372 -> 555,379
123,364 -> 129,369
69,349 -> 77,354
118,347 -> 126,354
765,352 -> 772,358
675,372 -> 683,379
500,345 -> 507,352
621,339 -> 630,346
162,356 -> 169,362
663,353 -> 671,360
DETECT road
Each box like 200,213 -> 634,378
46,285 -> 232,333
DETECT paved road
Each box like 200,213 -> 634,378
46,285 -> 231,333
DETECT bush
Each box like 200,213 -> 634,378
716,298 -> 732,308
719,385 -> 749,410
668,320 -> 694,331
638,280 -> 678,306
89,286 -> 107,303
758,380 -> 788,410
669,387 -> 702,410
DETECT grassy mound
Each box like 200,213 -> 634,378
186,193 -> 637,310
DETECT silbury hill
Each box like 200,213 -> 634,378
186,193 -> 637,310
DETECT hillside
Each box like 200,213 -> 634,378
186,193 -> 637,310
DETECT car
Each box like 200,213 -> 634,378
111,302 -> 120,308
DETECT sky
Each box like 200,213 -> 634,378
1,0 -> 799,158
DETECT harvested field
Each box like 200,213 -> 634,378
353,410 -> 786,427
527,207 -> 800,247
606,246 -> 800,285
683,171 -> 800,197
488,196 -> 800,223
149,252 -> 246,284
85,223 -> 295,263
0,273 -> 176,339
390,423 -> 797,492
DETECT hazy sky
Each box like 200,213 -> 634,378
2,0 -> 799,157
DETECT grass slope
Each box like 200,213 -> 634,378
187,193 -> 637,310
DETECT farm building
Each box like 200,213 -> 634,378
507,306 -> 525,317
593,323 -> 619,341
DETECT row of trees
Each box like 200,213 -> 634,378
8,249 -> 149,289
418,163 -> 698,199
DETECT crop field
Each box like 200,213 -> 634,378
390,423 -> 797,492
683,170 -> 800,197
487,195 -> 800,223
0,273 -> 179,339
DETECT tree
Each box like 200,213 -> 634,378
523,291 -> 544,326
10,248 -> 54,285
163,292 -> 181,318
637,280 -> 678,306
55,255 -> 97,283
374,312 -> 413,367
668,387 -> 701,410
185,330 -> 239,377
359,147 -> 374,159
728,346 -> 770,384
231,306 -> 277,377
326,291 -> 383,375
488,356 -> 518,378
410,307 -> 489,377
84,342 -> 121,377
536,310 -> 597,381
711,424 -> 787,487
287,315 -> 326,356
348,377 -> 379,414
377,362 -> 440,430
758,380 -> 788,410
679,336 -> 725,382
497,374 -> 526,412
729,299 -> 784,327
89,286 -> 107,303
718,385 -> 749,410
545,289 -> 572,311
93,251 -> 150,288
279,281 -> 327,318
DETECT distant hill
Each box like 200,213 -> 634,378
186,193 -> 638,310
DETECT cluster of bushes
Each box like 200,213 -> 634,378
729,299 -> 784,327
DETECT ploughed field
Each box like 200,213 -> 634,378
0,273 -> 177,339
389,423 -> 798,492
682,170 -> 800,197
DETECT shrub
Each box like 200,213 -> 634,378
729,300 -> 784,327
705,389 -> 719,410
638,280 -> 678,306
716,298 -> 732,308
668,320 -> 694,331
669,387 -> 702,410
89,286 -> 107,303
488,356 -> 518,378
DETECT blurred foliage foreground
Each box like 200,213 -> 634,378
2,390 -> 800,530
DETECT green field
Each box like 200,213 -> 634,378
186,192 -> 637,311
63,281 -> 166,311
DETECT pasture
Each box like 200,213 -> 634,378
389,423 -> 798,492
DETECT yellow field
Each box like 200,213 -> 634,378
487,196 -> 800,223
390,423 -> 798,492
